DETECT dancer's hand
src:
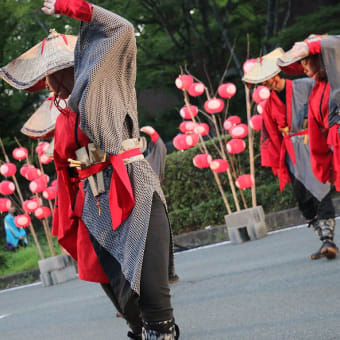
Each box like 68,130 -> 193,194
291,41 -> 309,60
42,0 -> 56,15
140,126 -> 156,136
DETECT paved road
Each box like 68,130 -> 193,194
1,223 -> 340,340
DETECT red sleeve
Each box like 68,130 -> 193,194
306,40 -> 321,55
308,108 -> 332,183
260,101 -> 282,171
55,0 -> 93,23
151,131 -> 160,143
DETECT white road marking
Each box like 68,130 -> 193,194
0,282 -> 42,294
0,314 -> 10,320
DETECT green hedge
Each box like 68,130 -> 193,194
163,137 -> 296,234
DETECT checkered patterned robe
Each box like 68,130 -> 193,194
68,5 -> 172,296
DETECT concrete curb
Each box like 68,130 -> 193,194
173,197 -> 340,251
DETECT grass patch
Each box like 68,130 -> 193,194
0,233 -> 61,277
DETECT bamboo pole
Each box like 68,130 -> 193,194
0,138 -> 45,259
42,217 -> 55,256
244,85 -> 257,207
211,114 -> 241,211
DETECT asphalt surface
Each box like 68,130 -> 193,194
1,223 -> 340,340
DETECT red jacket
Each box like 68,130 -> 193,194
306,39 -> 340,190
53,108 -> 109,283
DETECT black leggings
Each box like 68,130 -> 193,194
289,172 -> 334,220
91,193 -> 173,329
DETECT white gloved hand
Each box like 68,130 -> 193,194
140,126 -> 155,136
41,0 -> 56,15
291,41 -> 309,59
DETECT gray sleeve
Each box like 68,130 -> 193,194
321,36 -> 340,106
145,137 -> 167,182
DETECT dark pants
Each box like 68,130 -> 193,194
289,172 -> 334,220
90,193 -> 173,332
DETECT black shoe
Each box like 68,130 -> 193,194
168,274 -> 180,284
310,245 -> 326,260
321,241 -> 339,260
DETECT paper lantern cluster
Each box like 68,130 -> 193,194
23,199 -> 40,213
179,121 -> 197,134
194,123 -> 209,137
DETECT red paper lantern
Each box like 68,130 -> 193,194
43,186 -> 57,200
218,83 -> 237,99
22,199 -> 39,213
32,196 -> 43,207
204,98 -> 225,114
173,133 -> 198,151
223,116 -> 241,131
179,105 -> 198,119
210,159 -> 229,173
252,86 -> 270,104
35,142 -> 50,155
226,139 -> 246,154
0,163 -> 17,177
179,121 -> 197,134
20,164 -> 34,178
0,198 -> 11,212
194,123 -> 209,137
25,168 -> 41,181
188,82 -> 205,97
175,75 -> 193,90
236,174 -> 254,189
14,214 -> 31,228
193,153 -> 212,169
250,115 -> 263,131
0,181 -> 15,195
39,154 -> 53,165
12,147 -> 28,161
34,206 -> 51,219
51,179 -> 58,187
29,177 -> 47,193
257,100 -> 267,114
243,59 -> 257,74
230,124 -> 248,139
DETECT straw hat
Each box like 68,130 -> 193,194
277,35 -> 325,75
21,94 -> 65,138
0,29 -> 77,92
242,48 -> 285,84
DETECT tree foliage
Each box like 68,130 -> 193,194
0,0 -> 339,146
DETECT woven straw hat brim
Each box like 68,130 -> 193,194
21,96 -> 64,138
0,32 -> 77,91
277,34 -> 325,75
277,49 -> 305,75
242,48 -> 285,84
